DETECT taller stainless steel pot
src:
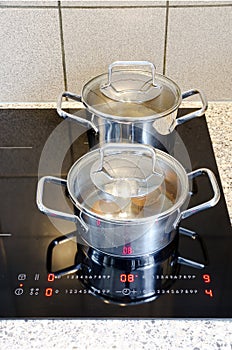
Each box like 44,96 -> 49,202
36,144 -> 220,257
57,61 -> 208,151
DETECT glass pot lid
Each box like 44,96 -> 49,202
81,61 -> 182,121
67,143 -> 188,221
90,144 -> 164,198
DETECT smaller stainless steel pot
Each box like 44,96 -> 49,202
57,61 -> 208,151
36,143 -> 220,257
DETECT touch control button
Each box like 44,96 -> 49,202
122,288 -> 131,295
18,274 -> 27,281
14,288 -> 24,296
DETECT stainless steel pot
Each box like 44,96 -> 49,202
57,61 -> 208,151
36,144 -> 220,257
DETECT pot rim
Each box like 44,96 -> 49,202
81,72 -> 182,122
66,148 -> 190,224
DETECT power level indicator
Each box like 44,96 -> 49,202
202,274 -> 211,283
202,274 -> 214,298
204,289 -> 213,298
47,273 -> 55,282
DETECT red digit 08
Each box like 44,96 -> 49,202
120,274 -> 126,282
128,274 -> 134,282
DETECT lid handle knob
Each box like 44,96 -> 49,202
90,143 -> 164,198
99,143 -> 159,172
100,61 -> 162,103
107,61 -> 156,87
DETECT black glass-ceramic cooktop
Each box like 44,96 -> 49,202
0,108 -> 231,318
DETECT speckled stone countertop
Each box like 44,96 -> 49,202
0,102 -> 231,350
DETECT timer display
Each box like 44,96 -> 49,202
122,246 -> 133,255
45,288 -> 53,297
120,274 -> 135,283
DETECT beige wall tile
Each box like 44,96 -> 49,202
62,7 -> 166,93
0,8 -> 64,102
166,7 -> 232,100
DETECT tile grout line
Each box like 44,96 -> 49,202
58,5 -> 166,9
162,0 -> 169,75
59,4 -> 232,9
58,0 -> 68,92
0,5 -> 57,9
0,5 -> 165,9
58,1 -> 75,164
58,2 -> 76,164
168,3 -> 232,8
0,4 -> 231,9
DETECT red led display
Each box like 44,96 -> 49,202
202,274 -> 213,298
128,274 -> 134,282
120,274 -> 135,283
204,289 -> 213,298
45,288 -> 53,297
202,274 -> 211,283
47,273 -> 55,282
122,246 -> 133,255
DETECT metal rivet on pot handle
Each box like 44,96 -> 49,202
106,61 -> 156,87
176,89 -> 208,126
36,176 -> 88,232
57,91 -> 98,133
180,168 -> 220,221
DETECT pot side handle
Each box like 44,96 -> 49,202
36,176 -> 88,232
180,168 -> 220,221
176,89 -> 208,126
47,232 -> 81,277
57,91 -> 98,133
176,227 -> 208,269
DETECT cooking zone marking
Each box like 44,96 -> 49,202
0,147 -> 33,149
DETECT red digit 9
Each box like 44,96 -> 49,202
203,274 -> 211,283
